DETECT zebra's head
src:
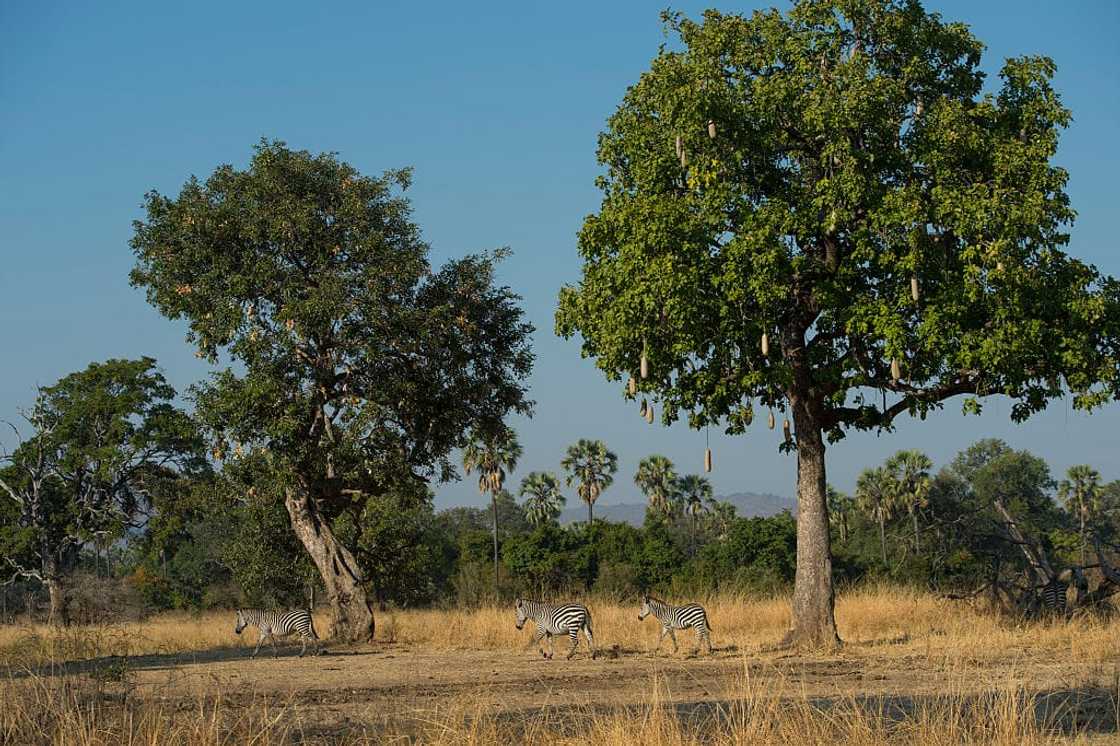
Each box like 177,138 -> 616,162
638,595 -> 652,621
514,598 -> 527,630
234,609 -> 247,635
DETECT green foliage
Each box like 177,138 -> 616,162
503,524 -> 589,594
129,140 -> 534,619
556,1 -> 1120,439
681,513 -> 798,594
336,482 -> 455,606
518,472 -> 565,527
560,439 -> 618,522
0,358 -> 205,608
635,455 -> 681,520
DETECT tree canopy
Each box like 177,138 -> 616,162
130,140 -> 534,640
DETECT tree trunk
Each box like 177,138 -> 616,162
492,493 -> 500,602
285,488 -> 374,643
912,509 -> 921,555
781,395 -> 840,649
44,553 -> 68,627
878,513 -> 887,566
587,499 -> 594,526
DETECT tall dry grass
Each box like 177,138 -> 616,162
0,663 -> 1110,744
382,584 -> 1120,666
1,585 -> 1117,667
0,586 -> 1117,744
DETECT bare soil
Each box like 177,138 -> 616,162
80,640 -> 1119,739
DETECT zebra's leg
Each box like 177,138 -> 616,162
252,630 -> 266,658
565,629 -> 579,660
584,622 -> 596,659
653,625 -> 667,653
529,628 -> 547,657
270,633 -> 280,657
299,636 -> 307,658
668,627 -> 678,653
546,633 -> 555,660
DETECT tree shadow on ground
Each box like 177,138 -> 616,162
470,686 -> 1118,740
0,644 -> 374,680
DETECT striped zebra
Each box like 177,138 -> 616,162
1039,577 -> 1068,615
234,608 -> 321,657
514,598 -> 597,660
638,595 -> 713,655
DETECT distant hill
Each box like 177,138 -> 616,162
558,491 -> 796,527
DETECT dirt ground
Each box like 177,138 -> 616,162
94,639 -> 1119,739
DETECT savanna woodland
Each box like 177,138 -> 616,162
3,0 -> 1120,743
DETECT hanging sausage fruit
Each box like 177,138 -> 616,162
911,276 -> 920,303
783,418 -> 792,444
708,120 -> 716,139
627,376 -> 637,396
704,448 -> 713,473
761,333 -> 770,357
891,358 -> 902,382
768,411 -> 776,430
646,403 -> 655,424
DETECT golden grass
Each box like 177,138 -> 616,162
384,584 -> 1120,666
1,585 -> 1116,667
0,586 -> 1117,744
0,663 -> 1109,745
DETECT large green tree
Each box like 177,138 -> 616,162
0,358 -> 204,623
560,439 -> 619,524
130,141 -> 533,641
555,1 -> 1120,646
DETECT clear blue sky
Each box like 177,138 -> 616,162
2,1 -> 1118,510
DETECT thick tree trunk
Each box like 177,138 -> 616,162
587,499 -> 593,526
491,494 -> 501,601
781,398 -> 840,649
878,515 -> 887,566
285,489 -> 375,643
44,553 -> 68,627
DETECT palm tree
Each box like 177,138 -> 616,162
885,450 -> 933,554
855,466 -> 895,566
519,471 -> 565,527
462,428 -> 522,599
678,474 -> 713,556
635,455 -> 680,520
827,484 -> 854,544
1058,465 -> 1103,564
560,439 -> 618,525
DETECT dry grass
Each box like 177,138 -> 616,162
385,584 -> 1120,665
0,586 -> 1117,744
0,663 -> 1111,745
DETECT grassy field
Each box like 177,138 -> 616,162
1,586 -> 1118,744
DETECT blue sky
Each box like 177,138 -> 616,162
2,1 -> 1118,510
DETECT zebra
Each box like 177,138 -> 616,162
234,608 -> 321,657
638,595 -> 713,655
514,598 -> 597,660
1039,577 -> 1069,616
